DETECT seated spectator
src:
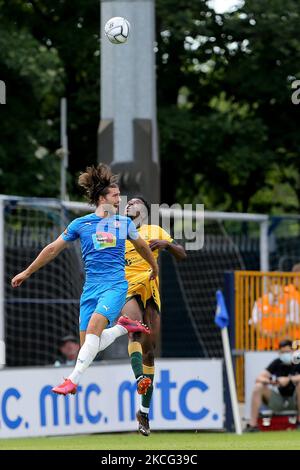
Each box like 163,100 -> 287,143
246,339 -> 300,431
53,335 -> 80,367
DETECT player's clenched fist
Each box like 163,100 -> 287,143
11,270 -> 30,288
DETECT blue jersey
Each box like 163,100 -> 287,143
61,213 -> 139,283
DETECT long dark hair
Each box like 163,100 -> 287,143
78,164 -> 119,206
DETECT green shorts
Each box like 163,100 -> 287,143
267,389 -> 297,412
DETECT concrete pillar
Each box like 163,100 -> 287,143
99,0 -> 160,202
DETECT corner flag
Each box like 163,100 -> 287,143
215,290 -> 229,329
214,289 -> 242,434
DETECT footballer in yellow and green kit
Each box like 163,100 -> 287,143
125,224 -> 173,311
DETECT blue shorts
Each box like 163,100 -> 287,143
79,279 -> 128,331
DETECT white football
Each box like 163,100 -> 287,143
292,349 -> 300,365
104,17 -> 130,44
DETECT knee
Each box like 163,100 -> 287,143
253,382 -> 265,394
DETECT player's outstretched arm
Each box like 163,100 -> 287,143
130,236 -> 159,280
149,239 -> 187,261
11,235 -> 68,288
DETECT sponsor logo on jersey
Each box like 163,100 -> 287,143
92,232 -> 116,250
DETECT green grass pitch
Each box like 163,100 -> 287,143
0,431 -> 300,450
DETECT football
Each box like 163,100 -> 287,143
104,17 -> 130,44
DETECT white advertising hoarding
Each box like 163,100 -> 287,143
0,359 -> 223,438
244,351 -> 278,419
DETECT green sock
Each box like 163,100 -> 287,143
141,365 -> 155,411
128,342 -> 143,379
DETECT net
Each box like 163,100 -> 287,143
269,216 -> 300,271
161,218 -> 248,358
1,197 -> 267,365
4,198 -> 86,366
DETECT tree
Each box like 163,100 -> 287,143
0,9 -> 65,196
0,0 -> 100,197
156,0 -> 300,213
222,0 -> 300,210
2,0 -> 300,213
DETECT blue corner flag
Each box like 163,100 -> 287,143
215,290 -> 229,329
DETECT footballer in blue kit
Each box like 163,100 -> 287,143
62,212 -> 139,330
11,164 -> 158,396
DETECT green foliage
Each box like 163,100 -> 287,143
157,0 -> 300,213
1,0 -> 300,212
0,17 -> 65,196
0,0 -> 99,197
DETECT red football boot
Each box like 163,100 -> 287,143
52,378 -> 77,395
137,375 -> 152,395
117,315 -> 150,334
